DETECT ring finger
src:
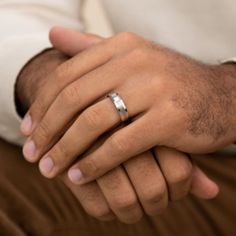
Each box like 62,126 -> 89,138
37,90 -> 147,178
23,56 -> 151,163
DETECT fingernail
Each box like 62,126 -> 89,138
21,114 -> 32,135
39,157 -> 54,175
23,140 -> 36,161
68,168 -> 83,184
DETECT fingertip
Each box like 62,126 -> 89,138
22,139 -> 39,163
191,165 -> 220,199
39,156 -> 54,177
49,26 -> 103,56
49,26 -> 67,42
202,181 -> 220,199
49,26 -> 60,43
20,114 -> 32,136
49,26 -> 84,56
68,168 -> 84,185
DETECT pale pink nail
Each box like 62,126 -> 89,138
21,114 -> 32,135
68,168 -> 83,184
23,140 -> 36,161
39,157 -> 54,175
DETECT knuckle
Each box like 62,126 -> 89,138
141,184 -> 166,204
116,32 -> 141,44
81,106 -> 102,130
86,206 -> 112,219
108,135 -> 129,155
79,157 -> 99,176
52,142 -> 69,162
60,84 -> 80,106
34,121 -> 50,144
113,195 -> 138,212
168,162 -> 192,186
130,47 -> 149,59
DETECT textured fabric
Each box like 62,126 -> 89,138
1,0 -> 236,145
220,58 -> 236,64
102,0 -> 236,64
0,0 -> 112,146
0,0 -> 83,146
0,138 -> 235,236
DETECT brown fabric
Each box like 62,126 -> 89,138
0,138 -> 235,236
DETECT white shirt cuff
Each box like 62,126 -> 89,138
219,58 -> 236,64
0,33 -> 51,146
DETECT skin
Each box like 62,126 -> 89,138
18,27 -> 219,223
21,28 -> 236,184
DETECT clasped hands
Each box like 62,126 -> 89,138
20,26 -> 236,223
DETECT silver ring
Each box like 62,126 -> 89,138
107,92 -> 129,122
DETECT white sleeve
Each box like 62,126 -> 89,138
0,0 -> 83,146
82,0 -> 114,37
220,58 -> 236,64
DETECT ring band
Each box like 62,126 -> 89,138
107,92 -> 129,122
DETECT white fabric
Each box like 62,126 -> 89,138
0,35 -> 51,145
82,0 -> 113,37
0,0 -> 236,145
102,0 -> 236,64
0,0 -> 112,145
220,58 -> 236,64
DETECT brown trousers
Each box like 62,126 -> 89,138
0,138 -> 235,236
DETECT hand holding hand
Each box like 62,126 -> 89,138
21,28 -> 236,185
18,27 -> 219,223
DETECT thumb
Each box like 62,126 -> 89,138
49,26 -> 103,57
190,165 -> 219,199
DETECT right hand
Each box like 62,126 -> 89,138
17,27 -> 219,223
62,139 -> 219,223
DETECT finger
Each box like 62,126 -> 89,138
36,97 -> 120,176
30,79 -> 146,168
190,165 -> 219,199
20,41 -> 110,136
154,147 -> 193,201
23,56 -> 149,163
68,114 -> 162,184
61,174 -> 116,221
49,26 -> 103,56
96,166 -> 143,224
21,32 -> 144,136
155,147 -> 219,200
124,151 -> 168,216
37,88 -> 148,177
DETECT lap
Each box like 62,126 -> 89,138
0,138 -> 235,236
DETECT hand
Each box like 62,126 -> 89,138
20,27 -> 236,186
64,137 -> 219,223
18,28 -> 218,224
16,51 -> 218,225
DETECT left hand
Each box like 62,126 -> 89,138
17,29 -> 219,224
21,27 -> 236,184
